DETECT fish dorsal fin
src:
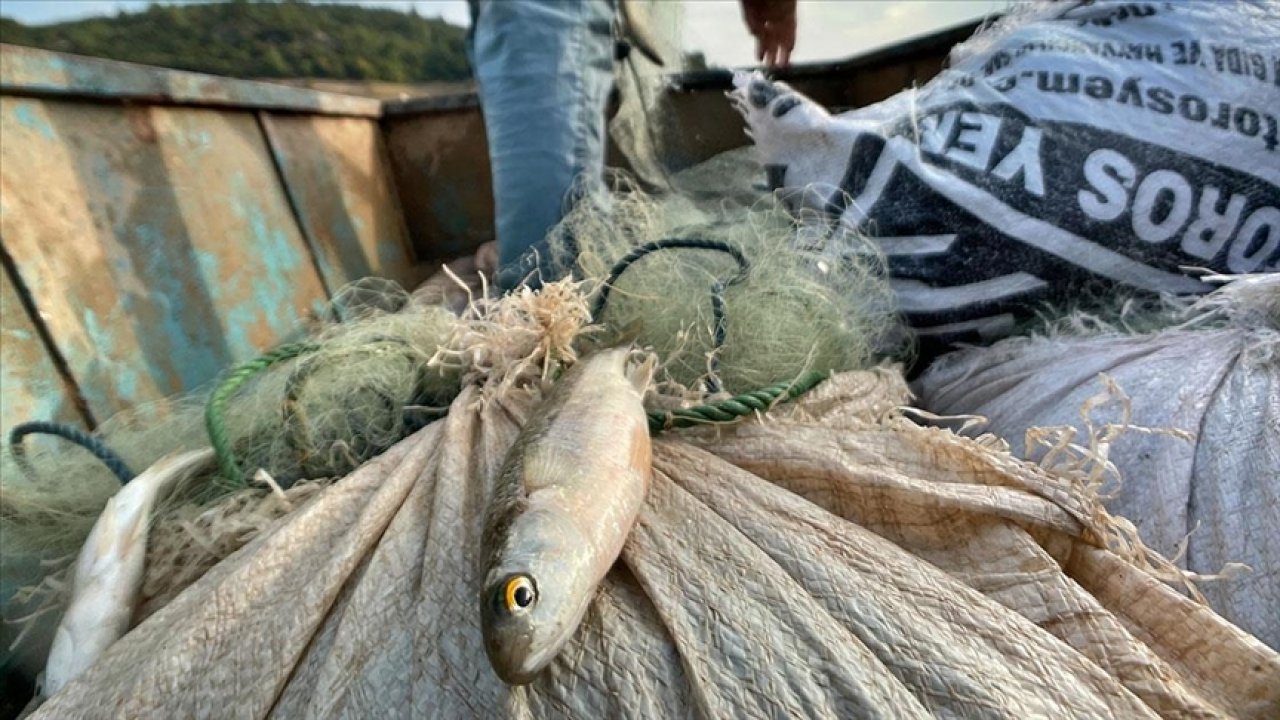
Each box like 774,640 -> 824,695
627,352 -> 657,393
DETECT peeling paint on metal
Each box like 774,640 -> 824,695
1,47 -> 434,436
13,102 -> 55,140
1,99 -> 328,429
260,113 -> 416,290
1,269 -> 85,446
79,307 -> 145,409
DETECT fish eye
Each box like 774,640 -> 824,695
502,575 -> 537,613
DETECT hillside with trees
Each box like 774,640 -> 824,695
0,0 -> 470,82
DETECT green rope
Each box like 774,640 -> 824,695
206,341 -> 318,487
647,370 -> 828,434
203,337 -> 824,484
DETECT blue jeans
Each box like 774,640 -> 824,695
468,0 -> 616,290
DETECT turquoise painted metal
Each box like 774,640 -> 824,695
0,96 -> 334,421
0,268 -> 88,443
0,45 -> 390,429
260,113 -> 419,294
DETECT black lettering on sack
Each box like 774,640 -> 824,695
1036,71 -> 1079,94
1070,3 -> 1157,28
1084,76 -> 1114,100
983,50 -> 1012,76
1039,70 -> 1280,151
1235,108 -> 1261,138
1222,47 -> 1243,75
991,74 -> 1018,93
1116,77 -> 1144,107
982,37 -> 1167,71
1178,95 -> 1208,122
1247,51 -> 1267,82
1202,44 -> 1275,86
1028,71 -> 1276,152
1211,103 -> 1231,130
1146,86 -> 1174,114
1170,40 -> 1201,66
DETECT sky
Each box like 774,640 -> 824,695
0,0 -> 1006,66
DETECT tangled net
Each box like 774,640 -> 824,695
546,167 -> 903,395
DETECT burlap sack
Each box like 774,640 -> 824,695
914,276 -> 1279,650
33,370 -> 1279,719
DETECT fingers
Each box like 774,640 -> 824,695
759,24 -> 795,68
741,0 -> 796,69
774,15 -> 795,68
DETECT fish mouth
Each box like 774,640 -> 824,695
504,643 -> 562,685
482,618 -> 565,686
493,660 -> 541,686
484,634 -> 555,686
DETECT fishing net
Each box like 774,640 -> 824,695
1,278 -> 461,680
546,168 -> 902,394
1,279 -> 457,551
26,276 -> 1280,719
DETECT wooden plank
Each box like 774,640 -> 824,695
259,113 -> 422,292
0,44 -> 381,118
0,265 -> 88,443
0,96 -> 329,420
383,107 -> 496,262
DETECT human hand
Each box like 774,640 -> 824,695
740,0 -> 797,68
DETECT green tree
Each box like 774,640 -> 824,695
0,2 -> 471,82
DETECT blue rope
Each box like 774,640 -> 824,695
592,237 -> 750,393
8,420 -> 135,484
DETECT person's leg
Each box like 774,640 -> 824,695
469,0 -> 615,291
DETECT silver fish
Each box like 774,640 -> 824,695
43,448 -> 212,697
480,348 -> 654,685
